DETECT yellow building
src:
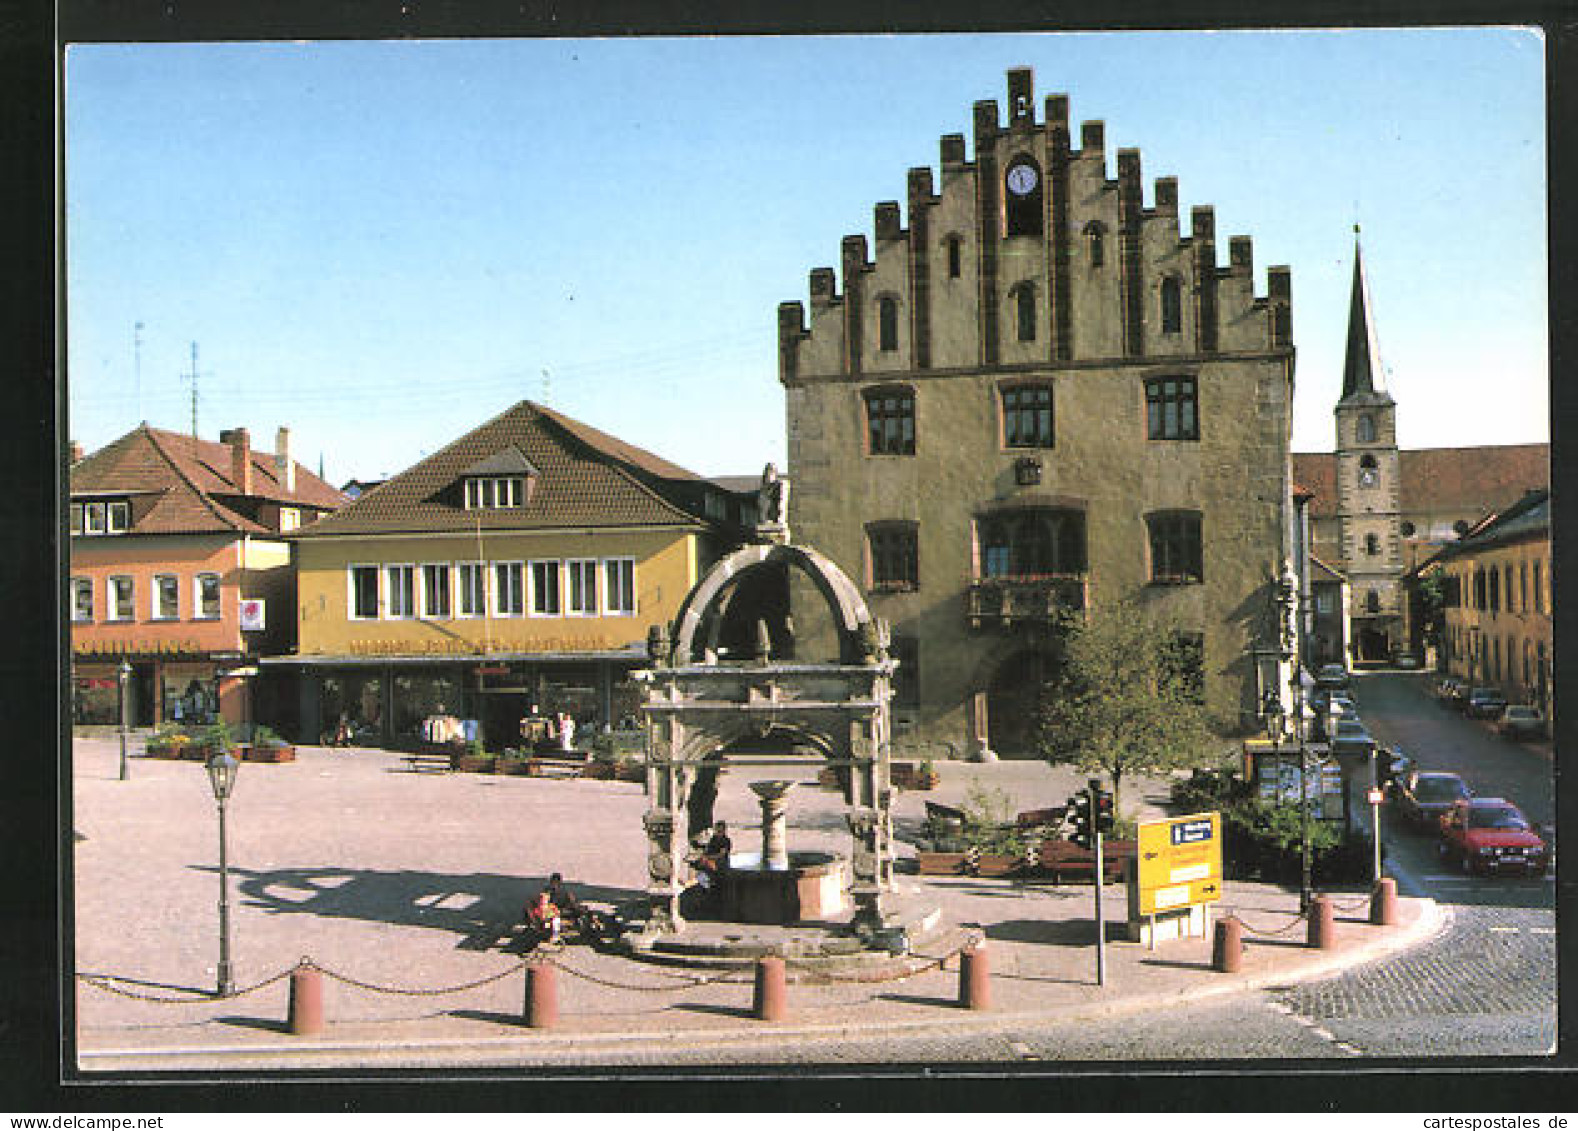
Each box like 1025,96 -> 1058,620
273,401 -> 754,746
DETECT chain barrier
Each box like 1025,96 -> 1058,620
78,963 -> 298,1005
1222,905 -> 1309,938
302,955 -> 528,998
1327,893 -> 1375,913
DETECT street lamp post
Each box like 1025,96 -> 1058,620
205,751 -> 240,998
117,659 -> 131,782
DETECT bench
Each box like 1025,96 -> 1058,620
403,752 -> 454,773
527,752 -> 588,778
1032,838 -> 1136,884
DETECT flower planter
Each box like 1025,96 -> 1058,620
972,853 -> 1023,878
146,742 -> 186,760
917,851 -> 971,876
182,745 -> 215,762
242,744 -> 296,763
581,761 -> 616,780
615,763 -> 646,782
456,754 -> 495,773
495,758 -> 534,776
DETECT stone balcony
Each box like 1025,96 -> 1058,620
966,575 -> 1087,629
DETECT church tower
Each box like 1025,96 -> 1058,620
1333,232 -> 1404,662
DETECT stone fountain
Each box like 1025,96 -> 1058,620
721,780 -> 848,925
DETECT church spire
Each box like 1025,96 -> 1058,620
1339,227 -> 1393,404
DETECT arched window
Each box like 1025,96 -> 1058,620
877,295 -> 899,352
1365,533 -> 1380,556
1358,454 -> 1379,488
1160,276 -> 1182,335
1084,221 -> 1106,268
945,234 -> 964,279
1012,283 -> 1037,342
978,508 -> 1086,578
1357,414 -> 1376,444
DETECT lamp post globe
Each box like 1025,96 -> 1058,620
206,751 -> 239,997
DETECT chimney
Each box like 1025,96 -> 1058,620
69,440 -> 83,464
275,426 -> 296,493
228,427 -> 252,495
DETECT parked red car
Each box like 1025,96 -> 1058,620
1437,798 -> 1550,877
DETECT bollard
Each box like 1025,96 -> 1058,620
752,955 -> 787,1022
524,960 -> 558,1029
1306,894 -> 1336,950
288,965 -> 324,1037
1369,876 -> 1399,926
958,938 -> 991,1011
1212,915 -> 1243,973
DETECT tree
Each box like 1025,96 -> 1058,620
1036,599 -> 1223,809
1414,570 -> 1446,651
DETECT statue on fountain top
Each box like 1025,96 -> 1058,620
754,463 -> 790,544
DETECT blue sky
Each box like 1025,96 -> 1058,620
64,29 -> 1548,484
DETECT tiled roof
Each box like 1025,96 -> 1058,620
1291,444 -> 1549,520
1437,489 -> 1549,558
1308,555 -> 1347,583
70,425 -> 347,536
293,400 -> 714,538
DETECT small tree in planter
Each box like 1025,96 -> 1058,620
456,739 -> 494,773
189,721 -> 233,761
496,747 -> 533,776
244,725 -> 296,763
146,725 -> 189,759
582,734 -> 617,779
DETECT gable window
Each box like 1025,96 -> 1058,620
421,564 -> 451,619
1145,376 -> 1199,441
385,565 -> 416,619
495,562 -> 526,617
566,559 -> 599,616
877,296 -> 899,352
604,558 -> 636,616
945,235 -> 963,279
465,476 -> 524,510
457,562 -> 486,618
1002,385 -> 1054,449
71,578 -> 94,623
195,573 -> 221,620
349,566 -> 379,619
528,560 -> 559,616
1012,283 -> 1037,342
107,501 -> 130,533
1160,276 -> 1183,335
70,504 -> 83,534
1147,511 -> 1203,584
153,574 -> 179,620
865,387 -> 916,456
979,509 -> 1085,578
1084,222 -> 1106,268
85,502 -> 106,535
867,523 -> 919,592
109,576 -> 134,622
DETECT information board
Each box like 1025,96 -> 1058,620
1135,811 -> 1224,915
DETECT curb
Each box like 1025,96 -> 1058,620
78,898 -> 1445,1069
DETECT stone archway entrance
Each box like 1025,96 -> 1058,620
633,540 -> 901,944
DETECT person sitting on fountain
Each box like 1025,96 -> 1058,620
543,872 -> 605,939
694,820 -> 732,895
524,889 -> 562,946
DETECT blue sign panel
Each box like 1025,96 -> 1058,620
1171,819 -> 1214,846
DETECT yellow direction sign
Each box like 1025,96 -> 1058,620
1135,812 -> 1223,915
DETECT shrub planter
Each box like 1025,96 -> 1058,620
243,744 -> 297,763
146,742 -> 186,760
581,761 -> 616,780
495,757 -> 534,776
917,851 -> 971,876
182,745 -> 215,762
615,761 -> 646,783
455,754 -> 495,773
972,854 -> 1023,878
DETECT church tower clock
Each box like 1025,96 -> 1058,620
1333,231 -> 1404,663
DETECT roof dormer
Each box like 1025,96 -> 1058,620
458,446 -> 539,510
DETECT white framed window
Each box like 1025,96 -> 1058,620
385,564 -> 416,619
109,576 -> 134,621
279,507 -> 300,532
85,502 -> 106,535
456,561 -> 486,618
465,476 -> 525,510
349,565 -> 380,620
530,560 -> 561,617
71,577 -> 94,622
107,501 -> 130,533
69,504 -> 83,534
420,563 -> 452,619
194,573 -> 221,620
494,561 -> 525,617
152,574 -> 180,620
604,558 -> 636,616
566,559 -> 598,616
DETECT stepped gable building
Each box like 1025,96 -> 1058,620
69,423 -> 346,729
276,400 -> 756,747
777,67 -> 1298,756
1291,237 -> 1549,664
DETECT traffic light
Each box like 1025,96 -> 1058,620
1066,790 -> 1092,849
1095,788 -> 1116,835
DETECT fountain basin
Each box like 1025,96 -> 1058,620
720,850 -> 849,924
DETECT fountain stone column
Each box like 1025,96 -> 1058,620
749,780 -> 797,870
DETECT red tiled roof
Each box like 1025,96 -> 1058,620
70,425 -> 349,536
293,400 -> 713,538
1291,444 -> 1549,520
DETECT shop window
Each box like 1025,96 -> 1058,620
877,296 -> 899,352
71,577 -> 93,622
495,561 -> 526,617
567,559 -> 599,616
604,558 -> 636,616
979,508 -> 1085,578
528,560 -> 558,616
349,565 -> 379,619
1002,384 -> 1054,449
421,564 -> 451,619
1160,276 -> 1182,334
195,573 -> 221,620
864,386 -> 916,456
1147,511 -> 1203,584
1145,376 -> 1199,441
867,523 -> 919,592
457,562 -> 485,618
109,576 -> 134,621
385,565 -> 416,619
